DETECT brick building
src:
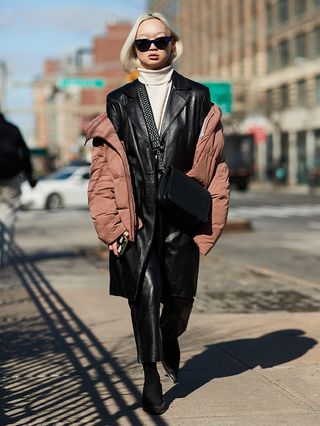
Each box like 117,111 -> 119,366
149,0 -> 320,185
33,22 -> 131,165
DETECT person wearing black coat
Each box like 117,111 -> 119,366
0,112 -> 36,265
89,13 -> 225,415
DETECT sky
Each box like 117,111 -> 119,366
0,0 -> 147,143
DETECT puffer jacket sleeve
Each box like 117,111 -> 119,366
193,123 -> 230,255
88,138 -> 126,245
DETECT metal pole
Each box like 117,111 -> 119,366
0,60 -> 8,111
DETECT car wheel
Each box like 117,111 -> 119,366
45,193 -> 64,210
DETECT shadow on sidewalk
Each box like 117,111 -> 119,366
0,242 -> 168,426
165,329 -> 317,407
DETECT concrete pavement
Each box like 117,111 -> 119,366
1,215 -> 320,425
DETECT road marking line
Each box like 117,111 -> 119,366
229,204 -> 320,219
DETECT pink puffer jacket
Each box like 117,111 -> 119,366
85,104 -> 229,255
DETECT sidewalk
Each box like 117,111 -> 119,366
1,232 -> 320,425
249,181 -> 320,195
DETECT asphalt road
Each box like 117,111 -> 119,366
15,189 -> 320,314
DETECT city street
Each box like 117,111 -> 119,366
13,189 -> 320,315
2,0 -> 320,423
16,188 -> 320,292
197,189 -> 320,314
1,188 -> 320,425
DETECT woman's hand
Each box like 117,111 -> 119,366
108,231 -> 129,257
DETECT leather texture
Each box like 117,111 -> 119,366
107,71 -> 211,301
157,165 -> 212,228
129,237 -> 195,363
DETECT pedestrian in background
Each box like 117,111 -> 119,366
307,167 -> 319,195
0,112 -> 36,265
86,13 -> 229,415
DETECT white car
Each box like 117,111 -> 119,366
21,166 -> 90,210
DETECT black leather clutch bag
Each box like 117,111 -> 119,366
157,165 -> 211,229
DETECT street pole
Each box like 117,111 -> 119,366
0,60 -> 8,111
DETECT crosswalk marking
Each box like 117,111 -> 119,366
229,204 -> 320,219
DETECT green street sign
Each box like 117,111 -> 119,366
202,82 -> 232,114
57,77 -> 106,89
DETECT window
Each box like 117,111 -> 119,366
266,89 -> 273,113
280,84 -> 289,108
267,45 -> 275,72
312,26 -> 320,57
46,170 -> 74,180
315,130 -> 320,168
266,3 -> 273,33
251,1 -> 257,39
295,0 -> 307,15
280,132 -> 289,173
297,79 -> 306,105
278,0 -> 289,23
279,40 -> 290,66
266,136 -> 274,181
81,172 -> 90,180
297,131 -> 307,183
295,33 -> 307,59
316,75 -> 320,104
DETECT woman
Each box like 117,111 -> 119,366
86,12 -> 229,415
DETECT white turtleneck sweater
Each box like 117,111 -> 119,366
137,65 -> 174,131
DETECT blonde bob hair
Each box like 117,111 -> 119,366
120,12 -> 183,73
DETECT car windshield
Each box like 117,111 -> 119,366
45,169 -> 75,180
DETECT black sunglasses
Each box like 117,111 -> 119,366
134,36 -> 173,52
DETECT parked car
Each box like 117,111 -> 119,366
20,166 -> 90,210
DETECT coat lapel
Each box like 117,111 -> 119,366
160,71 -> 191,140
159,88 -> 187,140
123,80 -> 149,140
124,98 -> 149,140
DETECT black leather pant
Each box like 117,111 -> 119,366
129,247 -> 195,363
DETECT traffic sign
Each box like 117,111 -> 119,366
202,82 -> 232,114
57,77 -> 106,89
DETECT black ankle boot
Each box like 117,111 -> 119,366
142,363 -> 167,415
161,336 -> 180,383
142,382 -> 167,415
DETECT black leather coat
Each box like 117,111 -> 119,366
106,71 -> 211,301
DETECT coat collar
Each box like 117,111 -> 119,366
121,70 -> 192,98
122,71 -> 191,141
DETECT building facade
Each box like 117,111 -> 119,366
33,22 -> 131,166
149,0 -> 320,185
